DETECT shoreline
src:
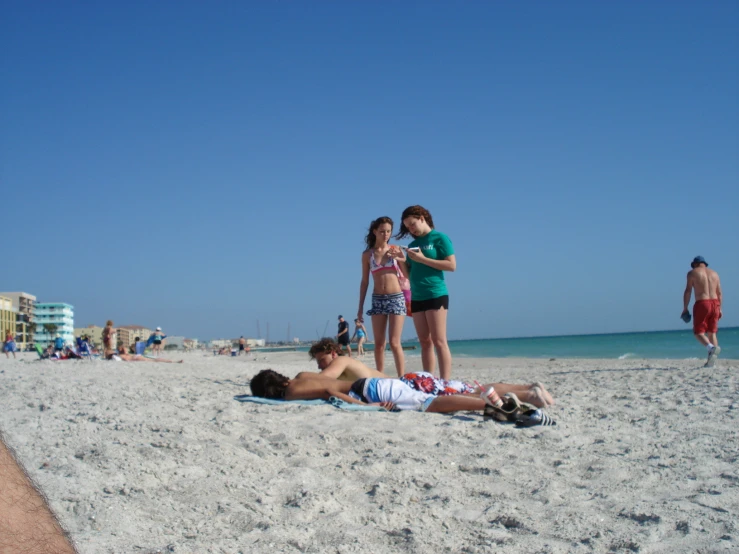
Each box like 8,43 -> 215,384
1,351 -> 737,552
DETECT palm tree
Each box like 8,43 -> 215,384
26,321 -> 37,348
42,323 -> 58,345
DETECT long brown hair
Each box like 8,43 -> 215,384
364,216 -> 394,249
395,205 -> 434,239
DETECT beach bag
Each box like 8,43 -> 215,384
396,263 -> 412,316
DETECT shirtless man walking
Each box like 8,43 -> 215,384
682,256 -> 723,367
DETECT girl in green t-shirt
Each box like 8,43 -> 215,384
395,205 -> 456,381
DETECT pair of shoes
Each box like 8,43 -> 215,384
704,345 -> 721,368
514,408 -> 557,427
484,393 -> 523,422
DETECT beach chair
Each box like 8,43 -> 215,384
34,344 -> 50,360
79,341 -> 95,360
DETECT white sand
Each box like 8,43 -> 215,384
1,351 -> 737,553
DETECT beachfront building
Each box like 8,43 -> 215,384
74,325 -> 106,348
0,296 -> 15,346
247,338 -> 265,347
118,325 -> 152,348
35,303 -> 74,347
0,291 -> 37,350
183,338 -> 199,350
209,339 -> 232,349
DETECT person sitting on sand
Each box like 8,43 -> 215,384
309,338 -> 554,407
105,345 -> 183,363
250,370 -> 554,423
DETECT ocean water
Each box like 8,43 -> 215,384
413,327 -> 739,360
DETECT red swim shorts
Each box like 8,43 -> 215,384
693,299 -> 721,334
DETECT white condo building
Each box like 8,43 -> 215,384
34,303 -> 75,347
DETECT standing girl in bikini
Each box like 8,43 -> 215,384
351,319 -> 368,356
396,205 -> 456,381
357,216 -> 408,377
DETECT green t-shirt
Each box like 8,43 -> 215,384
407,229 -> 454,301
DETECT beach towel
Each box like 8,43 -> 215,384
234,395 -> 385,412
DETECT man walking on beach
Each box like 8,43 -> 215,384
336,315 -> 352,357
682,256 -> 723,367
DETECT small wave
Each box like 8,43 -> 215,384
618,353 -> 636,359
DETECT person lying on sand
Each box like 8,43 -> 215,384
309,338 -> 554,407
250,370 -> 555,426
105,346 -> 183,363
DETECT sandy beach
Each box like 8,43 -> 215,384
1,351 -> 737,553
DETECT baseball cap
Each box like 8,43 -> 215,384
691,256 -> 708,267
337,315 -> 343,319
156,326 -> 162,331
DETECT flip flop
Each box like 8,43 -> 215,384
514,408 -> 556,427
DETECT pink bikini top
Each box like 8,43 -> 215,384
370,250 -> 399,275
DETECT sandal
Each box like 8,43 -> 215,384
514,408 -> 557,427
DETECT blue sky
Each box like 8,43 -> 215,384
2,1 -> 737,341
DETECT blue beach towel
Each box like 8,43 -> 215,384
234,395 -> 385,412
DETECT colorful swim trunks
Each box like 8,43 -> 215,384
400,372 -> 475,396
693,299 -> 721,334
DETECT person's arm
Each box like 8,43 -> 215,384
337,325 -> 347,337
405,251 -> 456,272
683,272 -> 693,313
717,278 -> 722,318
0,431 -> 77,553
357,251 -> 371,322
397,259 -> 409,279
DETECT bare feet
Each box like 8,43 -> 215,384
533,382 -> 555,406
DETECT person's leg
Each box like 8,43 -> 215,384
426,308 -> 452,381
371,315 -> 388,373
707,332 -> 718,347
358,337 -> 365,356
694,333 -> 710,347
345,342 -> 352,357
412,311 -> 435,374
426,394 -> 485,413
388,314 -> 406,377
476,383 -> 552,408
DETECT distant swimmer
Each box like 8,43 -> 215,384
682,256 -> 723,367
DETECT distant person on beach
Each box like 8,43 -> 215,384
4,330 -> 16,359
0,429 -> 78,553
351,319 -> 368,356
336,316 -> 352,356
307,338 -> 553,407
150,327 -> 165,356
102,320 -> 116,358
106,345 -> 183,363
357,216 -> 409,376
250,370 -> 554,417
682,256 -> 723,368
395,205 -> 456,381
239,336 -> 247,355
54,334 -> 65,353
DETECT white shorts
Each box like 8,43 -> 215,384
361,378 -> 434,411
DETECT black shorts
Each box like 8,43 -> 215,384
153,340 -> 162,345
239,344 -> 245,350
410,295 -> 449,313
338,335 -> 350,346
